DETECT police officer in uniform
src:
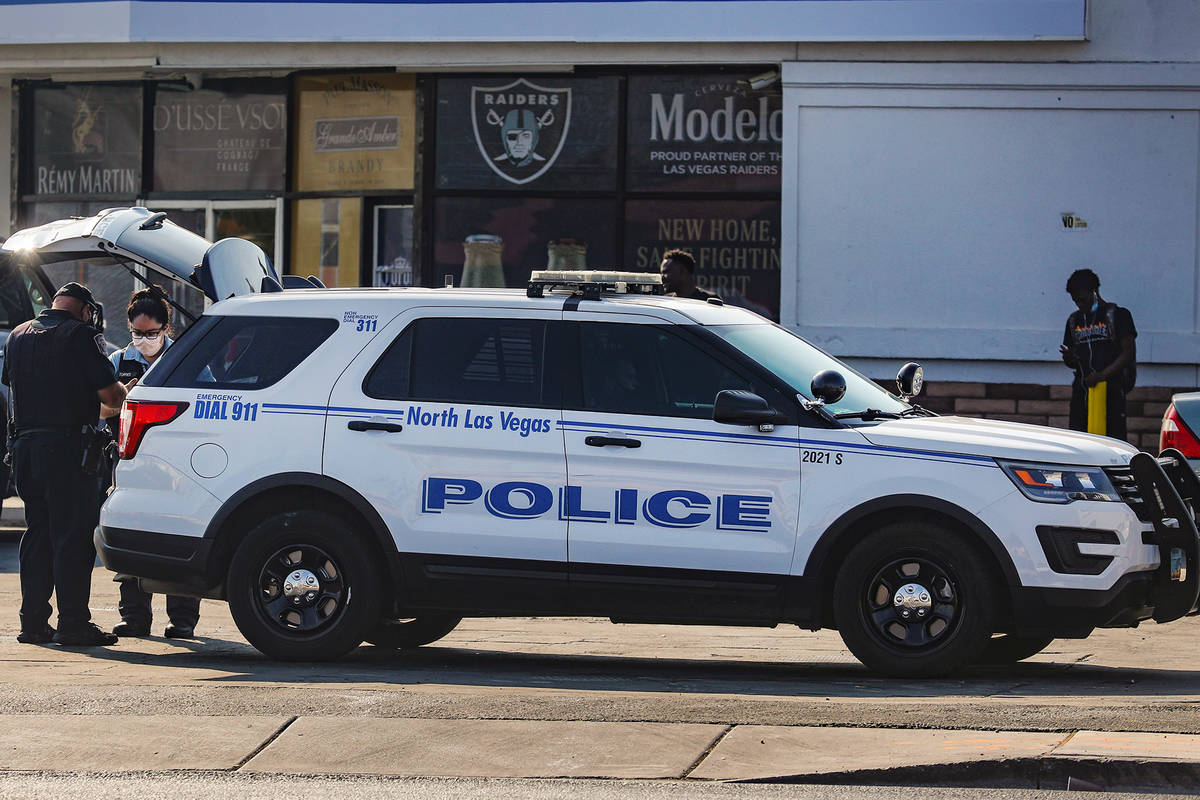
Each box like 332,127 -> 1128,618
3,283 -> 126,646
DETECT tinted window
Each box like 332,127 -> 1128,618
0,258 -> 36,330
366,317 -> 548,407
579,323 -> 767,419
160,315 -> 337,390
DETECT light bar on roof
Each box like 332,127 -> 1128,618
528,269 -> 664,299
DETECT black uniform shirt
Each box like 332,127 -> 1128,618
1,309 -> 118,430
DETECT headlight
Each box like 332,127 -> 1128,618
997,461 -> 1122,504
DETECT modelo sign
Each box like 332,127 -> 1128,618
628,74 -> 782,193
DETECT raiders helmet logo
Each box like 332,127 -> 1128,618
471,78 -> 572,185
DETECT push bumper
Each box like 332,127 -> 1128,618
1125,450 -> 1200,622
94,525 -> 224,599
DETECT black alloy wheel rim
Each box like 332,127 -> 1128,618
861,555 -> 961,650
256,544 -> 347,635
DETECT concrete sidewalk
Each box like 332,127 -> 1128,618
0,497 -> 22,530
0,714 -> 1197,786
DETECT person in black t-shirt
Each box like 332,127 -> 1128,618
1059,268 -> 1137,440
660,250 -> 716,301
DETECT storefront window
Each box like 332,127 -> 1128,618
373,205 -> 414,287
624,198 -> 781,320
152,79 -> 287,192
28,84 -> 141,200
625,73 -> 782,193
435,75 -> 619,191
293,73 -> 416,193
433,197 -> 616,289
291,197 -> 362,288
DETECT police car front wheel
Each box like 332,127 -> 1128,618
832,522 -> 997,677
227,510 -> 383,661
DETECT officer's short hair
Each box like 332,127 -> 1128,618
662,249 -> 696,275
1066,268 -> 1100,294
54,282 -> 96,305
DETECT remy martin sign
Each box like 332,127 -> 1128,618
31,84 -> 142,197
294,73 -> 416,192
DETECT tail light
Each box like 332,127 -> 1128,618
118,401 -> 189,459
1160,403 -> 1200,458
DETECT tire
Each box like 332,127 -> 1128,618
366,615 -> 462,649
227,510 -> 382,661
832,521 -> 997,677
976,634 -> 1055,664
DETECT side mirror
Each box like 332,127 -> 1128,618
810,370 -> 847,405
896,362 -> 924,400
713,390 -> 788,428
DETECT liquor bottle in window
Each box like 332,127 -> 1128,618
461,234 -> 505,287
547,238 -> 587,269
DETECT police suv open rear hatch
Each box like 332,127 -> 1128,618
0,206 -> 279,304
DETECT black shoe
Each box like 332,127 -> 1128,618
164,624 -> 195,639
112,620 -> 151,637
17,625 -> 55,644
53,623 -> 118,646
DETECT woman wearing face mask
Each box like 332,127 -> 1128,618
101,288 -> 202,640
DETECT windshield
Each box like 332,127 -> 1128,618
710,323 -> 910,417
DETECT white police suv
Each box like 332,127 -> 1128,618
9,207 -> 1198,677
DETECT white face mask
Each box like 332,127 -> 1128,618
133,337 -> 163,359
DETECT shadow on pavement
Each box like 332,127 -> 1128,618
64,634 -> 1200,700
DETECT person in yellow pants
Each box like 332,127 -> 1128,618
1059,269 -> 1137,440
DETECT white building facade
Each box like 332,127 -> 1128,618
2,0 -> 1198,446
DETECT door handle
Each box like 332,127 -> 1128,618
347,420 -> 403,433
584,435 -> 641,448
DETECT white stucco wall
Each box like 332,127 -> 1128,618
782,61 -> 1200,387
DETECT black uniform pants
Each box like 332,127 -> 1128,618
1068,379 -> 1128,441
12,433 -> 99,632
117,580 -> 200,628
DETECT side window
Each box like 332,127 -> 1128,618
367,317 -> 548,407
23,273 -> 49,317
0,261 -> 32,330
365,327 -> 412,400
579,323 -> 761,419
160,315 -> 337,390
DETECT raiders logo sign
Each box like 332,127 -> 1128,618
471,78 -> 572,185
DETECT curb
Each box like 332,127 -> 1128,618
741,756 -> 1200,792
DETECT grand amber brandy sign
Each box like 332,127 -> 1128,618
294,73 -> 416,192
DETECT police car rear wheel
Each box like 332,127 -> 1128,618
227,510 -> 382,661
365,615 -> 462,649
833,522 -> 996,677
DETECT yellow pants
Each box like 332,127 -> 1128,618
1087,381 -> 1107,436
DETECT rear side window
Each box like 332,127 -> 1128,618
158,315 -> 337,390
0,258 -> 35,330
366,317 -> 549,407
